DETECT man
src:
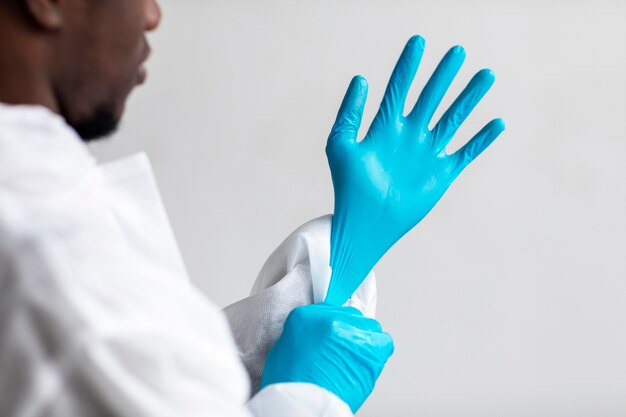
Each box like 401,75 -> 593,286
0,1 -> 392,416
0,0 -> 504,416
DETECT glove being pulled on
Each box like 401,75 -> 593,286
325,35 -> 505,305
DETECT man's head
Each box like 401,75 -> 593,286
0,0 -> 161,140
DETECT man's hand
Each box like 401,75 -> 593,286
325,35 -> 505,306
260,304 -> 394,413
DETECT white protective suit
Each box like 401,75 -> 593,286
0,103 -> 378,417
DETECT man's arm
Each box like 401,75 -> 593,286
0,213 -> 365,417
223,215 -> 377,394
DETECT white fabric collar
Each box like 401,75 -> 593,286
0,102 -> 96,194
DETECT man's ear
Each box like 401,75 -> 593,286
23,0 -> 63,30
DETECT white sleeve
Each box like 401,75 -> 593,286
224,215 -> 377,396
247,384 -> 353,417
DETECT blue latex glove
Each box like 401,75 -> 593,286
325,35 -> 505,306
260,303 -> 394,413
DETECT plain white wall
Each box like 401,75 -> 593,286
89,1 -> 626,415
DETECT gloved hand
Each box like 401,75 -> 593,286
325,35 -> 505,306
260,303 -> 394,413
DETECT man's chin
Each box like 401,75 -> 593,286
71,104 -> 122,142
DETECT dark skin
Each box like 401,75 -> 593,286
0,0 -> 161,140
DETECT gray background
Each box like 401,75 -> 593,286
89,0 -> 626,415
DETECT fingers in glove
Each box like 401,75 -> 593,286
340,313 -> 384,334
318,303 -> 383,333
371,35 -> 425,130
371,330 -> 395,360
408,45 -> 465,128
327,75 -> 369,148
351,328 -> 395,361
450,118 -> 505,177
432,68 -> 496,153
